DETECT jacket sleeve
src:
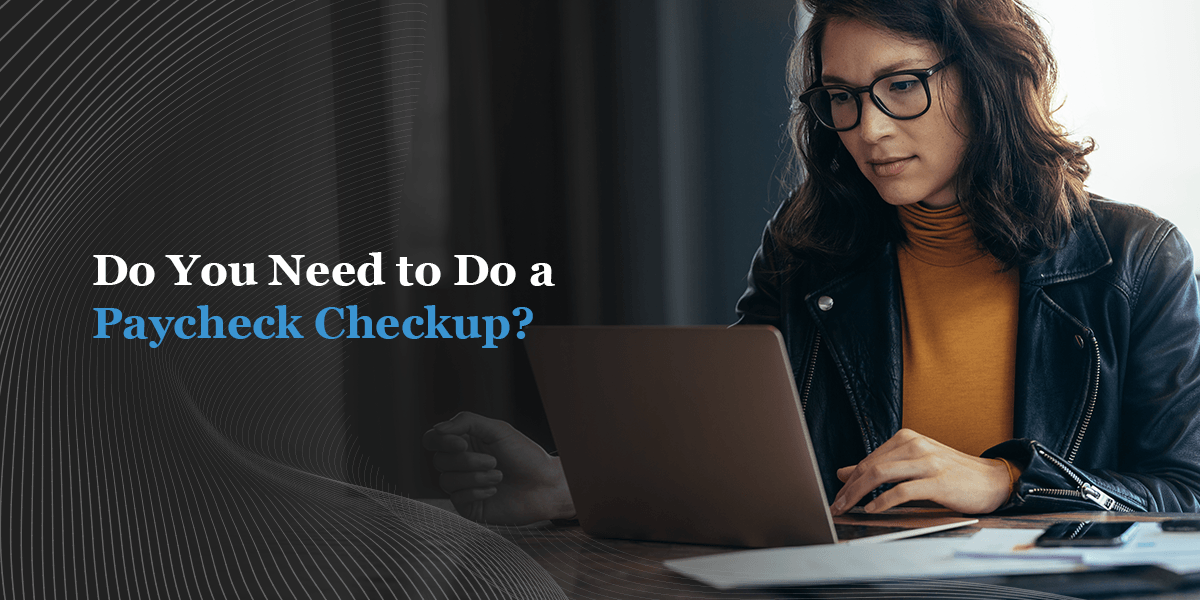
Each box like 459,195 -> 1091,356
733,200 -> 792,328
986,226 -> 1200,513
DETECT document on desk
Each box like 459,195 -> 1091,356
663,535 -> 1085,590
957,525 -> 1200,575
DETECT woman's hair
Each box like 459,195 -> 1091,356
776,0 -> 1093,270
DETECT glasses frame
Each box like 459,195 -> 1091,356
799,56 -> 958,132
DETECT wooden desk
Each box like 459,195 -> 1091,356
419,501 -> 1200,599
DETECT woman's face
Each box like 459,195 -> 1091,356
820,19 -> 968,208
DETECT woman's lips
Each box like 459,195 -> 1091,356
868,156 -> 915,177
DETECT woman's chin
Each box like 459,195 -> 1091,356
875,188 -> 958,208
877,193 -> 926,207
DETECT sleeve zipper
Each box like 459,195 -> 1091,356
1023,330 -> 1137,511
1027,446 -> 1136,512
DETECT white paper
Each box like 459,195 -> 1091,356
1132,554 -> 1200,575
956,524 -> 1200,573
1081,524 -> 1200,573
955,528 -> 1087,560
663,534 -> 1085,590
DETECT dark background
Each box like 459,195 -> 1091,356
0,2 -> 797,595
391,0 -> 798,495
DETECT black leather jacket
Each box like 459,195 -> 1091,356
735,198 -> 1200,513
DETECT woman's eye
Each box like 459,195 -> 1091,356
889,79 -> 918,93
828,91 -> 852,105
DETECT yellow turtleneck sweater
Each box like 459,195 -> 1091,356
897,202 -> 1018,456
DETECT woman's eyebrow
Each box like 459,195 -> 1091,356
821,58 -> 931,84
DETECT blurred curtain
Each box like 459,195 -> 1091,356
390,0 -> 795,496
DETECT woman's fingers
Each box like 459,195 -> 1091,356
836,465 -> 854,482
432,450 -> 497,473
835,428 -> 926,481
832,458 -> 928,515
863,478 -> 933,513
439,469 -> 503,493
831,428 -> 1013,515
831,431 -> 932,512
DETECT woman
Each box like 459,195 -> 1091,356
424,0 -> 1200,524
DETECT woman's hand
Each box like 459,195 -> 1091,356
422,411 -> 575,525
830,428 -> 1013,515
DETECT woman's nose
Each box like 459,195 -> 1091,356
857,97 -> 895,143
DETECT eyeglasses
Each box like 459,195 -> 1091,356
798,56 -> 957,132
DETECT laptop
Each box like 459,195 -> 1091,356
523,325 -> 974,548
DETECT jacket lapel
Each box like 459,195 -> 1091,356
1013,206 -> 1112,452
806,246 -> 904,451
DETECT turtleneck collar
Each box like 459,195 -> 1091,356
897,202 -> 986,267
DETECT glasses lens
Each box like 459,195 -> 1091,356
808,88 -> 859,130
872,74 -> 929,117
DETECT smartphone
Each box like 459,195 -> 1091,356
1035,521 -> 1138,547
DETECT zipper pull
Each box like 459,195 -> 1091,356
1080,482 -> 1117,511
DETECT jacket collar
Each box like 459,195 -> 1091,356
1019,203 -> 1112,286
809,201 -> 1113,290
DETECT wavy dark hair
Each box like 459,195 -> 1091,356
776,0 -> 1093,270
